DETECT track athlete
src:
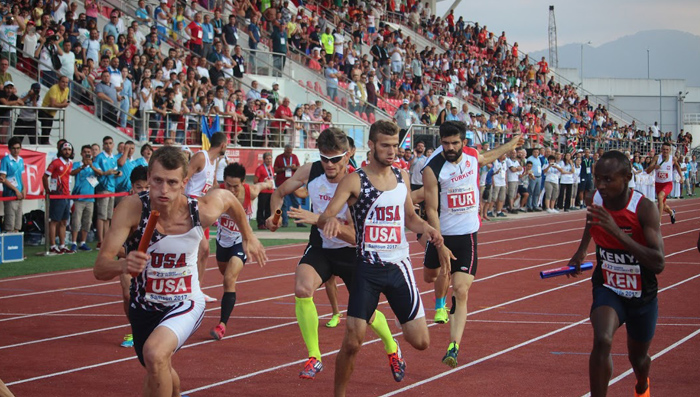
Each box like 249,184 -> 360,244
422,121 -> 523,367
318,121 -> 445,396
266,128 -> 400,380
94,146 -> 267,396
645,142 -> 682,224
209,162 -> 274,340
569,151 -> 664,397
185,131 -> 229,302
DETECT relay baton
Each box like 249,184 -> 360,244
272,209 -> 282,225
133,210 -> 160,277
540,262 -> 593,279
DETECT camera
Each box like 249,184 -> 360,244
47,34 -> 60,42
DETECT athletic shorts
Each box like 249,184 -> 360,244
299,245 -> 356,287
347,257 -> 425,325
591,286 -> 658,343
216,241 -> 247,264
129,298 -> 205,366
424,233 -> 478,276
49,198 -> 70,221
655,182 -> 672,202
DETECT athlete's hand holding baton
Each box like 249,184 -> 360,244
125,210 -> 160,277
266,209 -> 283,232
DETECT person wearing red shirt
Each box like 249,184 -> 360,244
274,145 -> 302,227
186,12 -> 204,56
255,152 -> 275,229
42,142 -> 75,254
272,97 -> 294,148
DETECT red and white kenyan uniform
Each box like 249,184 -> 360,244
590,190 -> 658,304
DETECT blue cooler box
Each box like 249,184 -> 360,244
1,232 -> 24,263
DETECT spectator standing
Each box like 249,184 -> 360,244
0,11 -> 26,67
42,141 -> 75,254
202,14 -> 215,59
248,14 -> 261,69
0,81 -> 22,138
15,83 -> 41,144
1,137 -> 25,232
93,136 -> 121,248
114,140 -> 136,207
39,75 -> 70,145
186,13 -> 204,57
69,144 -> 103,251
57,41 -> 76,81
271,23 -> 287,77
409,141 -> 427,190
274,145 -> 302,227
324,59 -> 340,101
255,152 -> 275,229
577,148 -> 594,208
505,149 -> 523,213
526,148 -> 543,211
320,27 -> 334,63
543,154 -> 563,213
272,97 -> 293,148
36,31 -> 64,88
222,15 -> 238,54
119,67 -> 132,128
557,152 -> 575,211
394,99 -> 418,142
94,70 -> 120,126
489,152 -> 508,217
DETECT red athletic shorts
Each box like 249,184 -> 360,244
655,182 -> 672,203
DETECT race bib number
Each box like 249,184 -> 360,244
364,222 -> 402,251
446,185 -> 477,213
657,171 -> 668,180
145,267 -> 193,303
201,182 -> 212,194
602,261 -> 642,298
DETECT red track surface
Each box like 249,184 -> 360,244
1,199 -> 699,396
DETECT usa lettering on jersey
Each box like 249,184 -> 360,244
600,247 -> 642,298
364,205 -> 402,251
145,252 -> 193,303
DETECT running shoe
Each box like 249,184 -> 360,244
325,313 -> 342,328
203,294 -> 217,303
634,377 -> 650,397
387,339 -> 406,382
70,243 -> 78,252
299,357 -> 323,379
434,307 -> 449,324
210,323 -> 226,340
79,243 -> 92,251
121,334 -> 134,348
442,341 -> 459,368
62,246 -> 76,254
50,246 -> 63,255
670,209 -> 676,224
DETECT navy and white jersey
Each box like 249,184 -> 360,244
125,192 -> 204,311
424,147 -> 481,236
216,183 -> 252,248
351,167 -> 409,264
307,161 -> 353,249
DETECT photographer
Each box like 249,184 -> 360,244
14,83 -> 41,144
0,81 -> 23,139
35,28 -> 65,88
69,144 -> 104,252
0,11 -> 26,67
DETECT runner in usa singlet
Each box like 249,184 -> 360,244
590,190 -> 657,303
125,192 -> 204,309
351,167 -> 409,264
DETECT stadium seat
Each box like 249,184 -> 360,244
334,96 -> 342,105
341,97 -> 348,108
368,113 -> 376,123
354,111 -> 361,118
307,81 -> 313,89
361,113 -> 368,122
117,127 -> 134,138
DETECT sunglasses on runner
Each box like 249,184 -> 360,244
320,152 -> 346,164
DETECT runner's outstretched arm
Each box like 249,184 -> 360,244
318,172 -> 360,238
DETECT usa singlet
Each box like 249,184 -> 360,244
590,190 -> 657,304
125,192 -> 204,310
307,161 -> 353,249
351,168 -> 409,264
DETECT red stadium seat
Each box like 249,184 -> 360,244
341,97 -> 348,108
334,96 -> 342,105
368,113 -> 376,123
307,81 -> 314,89
361,113 -> 368,121
354,111 -> 361,118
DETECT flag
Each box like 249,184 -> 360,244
401,130 -> 411,149
201,115 -> 220,150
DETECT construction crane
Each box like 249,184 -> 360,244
548,5 -> 558,69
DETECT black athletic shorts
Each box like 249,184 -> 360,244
298,245 -> 356,287
424,233 -> 478,276
347,257 -> 425,325
517,185 -> 528,196
591,286 -> 658,343
215,241 -> 247,264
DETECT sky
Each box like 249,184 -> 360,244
436,0 -> 700,54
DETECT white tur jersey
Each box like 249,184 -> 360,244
307,162 -> 352,249
424,147 -> 481,236
185,150 -> 216,197
126,192 -> 204,309
655,156 -> 673,183
351,168 -> 409,264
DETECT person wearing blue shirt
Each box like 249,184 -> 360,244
248,14 -> 261,69
93,136 -> 121,248
115,141 -> 137,200
134,143 -> 152,168
202,14 -> 215,60
0,137 -> 26,232
526,147 -> 543,211
324,59 -> 340,101
119,67 -> 132,128
69,144 -> 103,251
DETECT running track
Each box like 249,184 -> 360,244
1,198 -> 698,396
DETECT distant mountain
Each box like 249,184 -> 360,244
528,30 -> 700,86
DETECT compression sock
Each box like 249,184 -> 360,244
295,296 -> 321,360
369,310 -> 397,354
219,292 -> 237,325
435,296 -> 447,310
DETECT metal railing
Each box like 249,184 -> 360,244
0,105 -> 66,145
142,111 -> 369,149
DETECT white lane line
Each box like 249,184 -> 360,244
381,271 -> 700,397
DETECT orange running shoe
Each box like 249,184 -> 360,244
634,377 -> 650,397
